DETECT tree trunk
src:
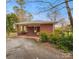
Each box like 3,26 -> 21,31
65,0 -> 73,29
53,15 -> 56,32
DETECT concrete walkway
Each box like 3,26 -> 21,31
6,37 -> 72,59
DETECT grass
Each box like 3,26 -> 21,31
6,32 -> 17,38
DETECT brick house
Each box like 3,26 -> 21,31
15,21 -> 54,36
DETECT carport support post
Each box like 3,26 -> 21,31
16,25 -> 20,35
22,25 -> 24,32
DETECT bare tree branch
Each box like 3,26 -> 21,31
28,0 -> 72,14
27,1 -> 53,7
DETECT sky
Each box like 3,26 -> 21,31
6,0 -> 73,21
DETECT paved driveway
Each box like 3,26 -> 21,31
6,37 -> 72,59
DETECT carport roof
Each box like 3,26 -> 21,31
15,21 -> 54,25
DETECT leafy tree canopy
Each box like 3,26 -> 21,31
6,13 -> 18,33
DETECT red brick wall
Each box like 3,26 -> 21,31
16,24 -> 53,36
40,24 -> 53,34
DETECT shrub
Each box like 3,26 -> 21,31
40,32 -> 48,42
59,34 -> 73,51
49,33 -> 60,44
54,28 -> 62,34
49,32 -> 73,52
39,31 -> 73,52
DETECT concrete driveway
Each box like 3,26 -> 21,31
6,37 -> 72,59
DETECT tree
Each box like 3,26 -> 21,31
25,12 -> 33,22
16,0 -> 25,9
13,6 -> 19,13
65,0 -> 73,29
13,6 -> 26,22
13,6 -> 33,22
13,0 -> 26,22
6,13 -> 18,35
47,8 -> 60,32
13,0 -> 32,22
48,9 -> 60,22
28,0 -> 73,28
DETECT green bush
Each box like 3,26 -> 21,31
6,13 -> 18,34
49,33 -> 60,44
59,34 -> 73,51
40,32 -> 48,42
39,31 -> 73,52
49,32 -> 73,52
